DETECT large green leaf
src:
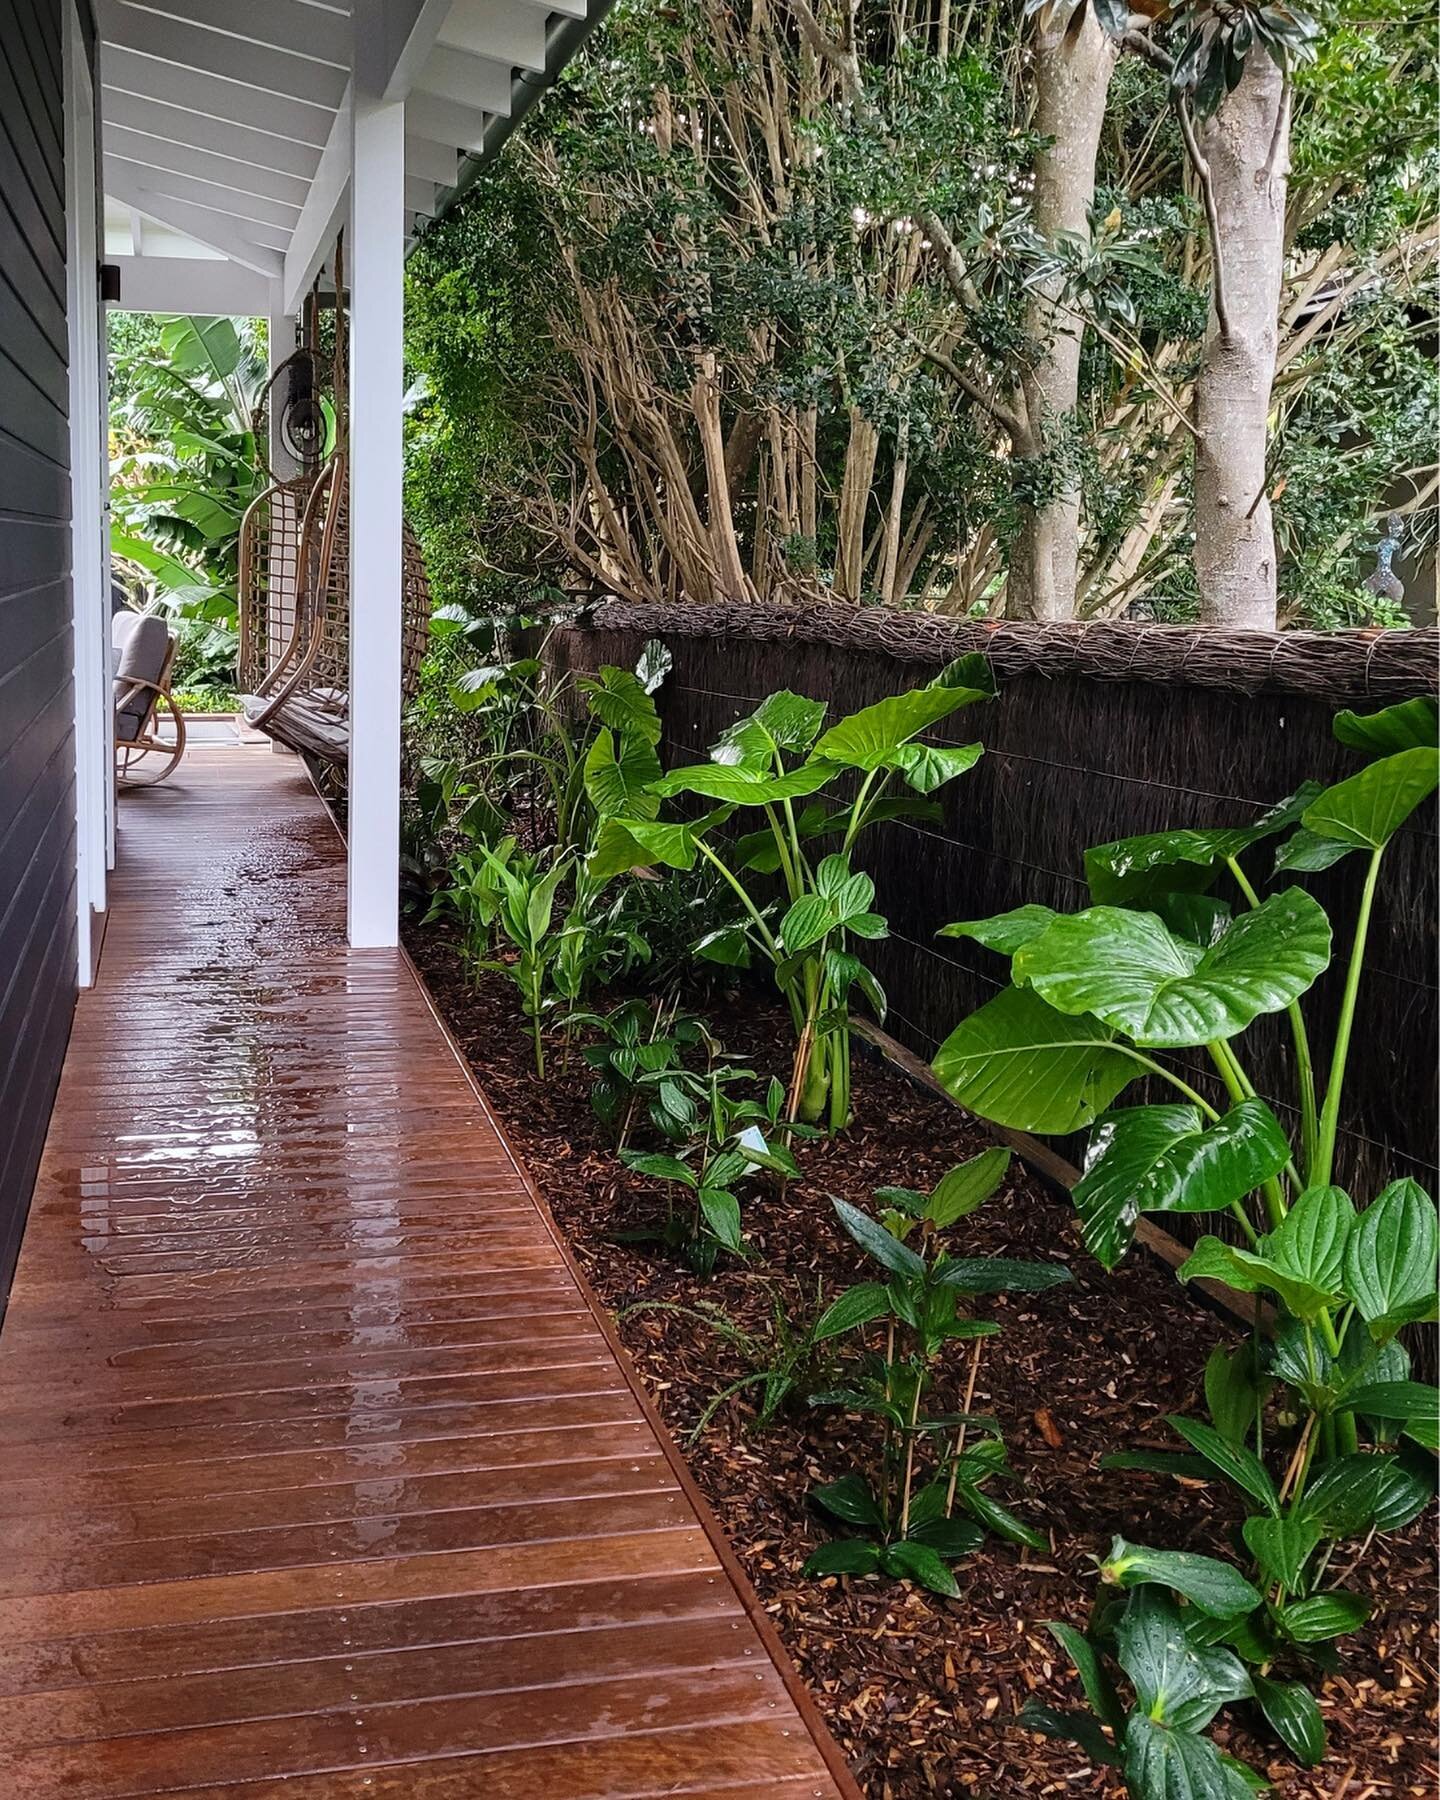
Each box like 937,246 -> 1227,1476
587,816 -> 701,882
1332,697 -> 1438,757
1343,1178 -> 1439,1338
935,1256 -> 1071,1294
1179,1238 -> 1340,1324
1253,1675 -> 1325,1767
582,666 -> 663,745
804,1538 -> 880,1577
1302,746 -> 1439,849
812,1473 -> 884,1527
881,1539 -> 961,1595
714,690 -> 827,765
938,905 -> 1059,955
891,740 -> 983,794
1266,1185 -> 1355,1305
931,988 -> 1137,1134
1123,1714 -> 1259,1800
813,1282 -> 893,1341
1273,827 -> 1357,875
583,728 -> 661,821
1204,1343 -> 1261,1447
1099,1536 -> 1262,1620
1075,1100 -> 1291,1270
159,314 -> 243,379
652,760 -> 839,803
811,683 -> 989,771
1181,1184 -> 1356,1323
1014,891 -> 1331,1048
1117,1588 -> 1253,1731
1334,1379 -> 1439,1423
1085,787 -> 1320,906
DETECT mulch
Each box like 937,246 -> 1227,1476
406,921 -> 1438,1800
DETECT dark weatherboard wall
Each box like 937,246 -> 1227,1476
0,0 -> 79,1302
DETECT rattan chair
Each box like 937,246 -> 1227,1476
113,610 -> 186,787
236,453 -> 431,762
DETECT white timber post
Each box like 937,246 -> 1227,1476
346,85 -> 405,947
65,0 -> 109,983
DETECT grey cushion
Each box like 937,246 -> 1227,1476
113,612 -> 171,742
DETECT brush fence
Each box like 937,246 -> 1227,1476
549,605 -> 1439,1228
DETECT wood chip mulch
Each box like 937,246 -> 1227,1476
406,922 -> 1438,1800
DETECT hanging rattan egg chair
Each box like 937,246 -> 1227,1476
238,453 -> 431,761
235,246 -> 431,763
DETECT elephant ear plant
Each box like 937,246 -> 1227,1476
932,698 -> 1439,1767
803,1153 -> 1071,1597
586,658 -> 996,1130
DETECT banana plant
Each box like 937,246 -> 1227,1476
803,1165 -> 1070,1596
1022,1547 -> 1272,1800
931,697 -> 1440,1471
588,658 -> 996,1129
109,315 -> 268,688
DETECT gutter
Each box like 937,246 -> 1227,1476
425,0 -> 617,229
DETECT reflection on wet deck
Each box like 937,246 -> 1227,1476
0,747 -> 855,1800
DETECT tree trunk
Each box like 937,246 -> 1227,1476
1007,7 -> 1117,622
1193,55 -> 1288,628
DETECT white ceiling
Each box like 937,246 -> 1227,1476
98,0 -> 577,313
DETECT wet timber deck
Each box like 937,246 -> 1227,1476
0,746 -> 858,1800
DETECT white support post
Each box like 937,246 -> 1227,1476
66,0 -> 110,983
346,92 -> 405,948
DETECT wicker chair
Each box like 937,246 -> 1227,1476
113,610 -> 186,787
236,452 -> 431,762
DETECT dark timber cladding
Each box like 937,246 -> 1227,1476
0,0 -> 77,1305
0,746 -> 858,1800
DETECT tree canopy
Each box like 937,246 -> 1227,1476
403,0 -> 1437,627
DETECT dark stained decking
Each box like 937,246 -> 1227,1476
0,746 -> 858,1800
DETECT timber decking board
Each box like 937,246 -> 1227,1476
0,746 -> 857,1800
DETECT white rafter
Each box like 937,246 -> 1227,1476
282,86 -> 354,313
104,164 -> 284,277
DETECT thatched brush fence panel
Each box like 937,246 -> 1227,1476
550,606 -> 1439,1230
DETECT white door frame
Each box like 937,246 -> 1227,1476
65,0 -> 112,985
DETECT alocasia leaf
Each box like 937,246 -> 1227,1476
1014,892 -> 1331,1047
811,683 -> 990,771
931,987 -> 1137,1133
938,904 -> 1059,954
1302,746 -> 1439,849
1085,786 -> 1320,905
1332,696 -> 1438,757
1075,1099 -> 1291,1270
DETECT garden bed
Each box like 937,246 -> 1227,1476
406,920 -> 1437,1800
